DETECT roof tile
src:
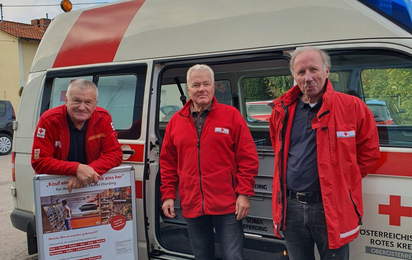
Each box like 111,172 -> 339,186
0,20 -> 46,40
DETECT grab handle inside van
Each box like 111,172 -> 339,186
174,77 -> 187,105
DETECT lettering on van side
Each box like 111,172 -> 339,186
254,183 -> 268,190
242,217 -> 268,232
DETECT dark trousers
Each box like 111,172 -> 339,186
185,213 -> 244,260
283,198 -> 349,260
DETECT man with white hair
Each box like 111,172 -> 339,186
269,47 -> 380,259
32,79 -> 123,192
160,64 -> 259,260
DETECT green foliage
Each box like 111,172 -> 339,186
362,69 -> 412,125
18,86 -> 24,97
243,76 -> 291,102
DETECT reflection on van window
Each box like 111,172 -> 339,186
50,77 -> 94,108
96,75 -> 137,129
243,75 -> 290,123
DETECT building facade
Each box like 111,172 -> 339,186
0,18 -> 50,111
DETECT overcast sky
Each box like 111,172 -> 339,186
1,0 -> 118,24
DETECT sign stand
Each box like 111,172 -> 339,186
34,166 -> 138,260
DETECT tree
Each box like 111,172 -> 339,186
243,76 -> 290,101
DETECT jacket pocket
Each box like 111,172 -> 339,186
349,189 -> 362,225
202,168 -> 237,212
320,126 -> 337,165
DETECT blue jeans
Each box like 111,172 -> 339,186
64,219 -> 72,230
283,198 -> 349,260
185,213 -> 244,260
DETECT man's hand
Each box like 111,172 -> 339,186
162,199 -> 176,218
68,176 -> 86,193
76,164 -> 99,185
235,194 -> 250,220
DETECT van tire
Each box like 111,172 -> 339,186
0,134 -> 12,155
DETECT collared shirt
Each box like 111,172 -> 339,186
66,113 -> 88,164
190,101 -> 213,137
286,95 -> 322,193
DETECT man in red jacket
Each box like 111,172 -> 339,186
160,64 -> 259,260
31,79 -> 123,192
269,47 -> 380,260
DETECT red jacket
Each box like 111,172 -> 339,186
31,105 -> 123,175
269,80 -> 380,249
160,98 -> 259,218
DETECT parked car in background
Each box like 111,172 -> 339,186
246,101 -> 273,122
0,100 -> 16,155
366,100 -> 394,125
366,99 -> 406,125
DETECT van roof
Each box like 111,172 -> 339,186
31,0 -> 412,72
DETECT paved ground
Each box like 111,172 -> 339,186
0,154 -> 38,259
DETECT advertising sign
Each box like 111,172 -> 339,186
34,166 -> 138,260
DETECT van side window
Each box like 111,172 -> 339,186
50,77 -> 94,108
330,50 -> 412,147
42,64 -> 147,139
96,75 -> 139,131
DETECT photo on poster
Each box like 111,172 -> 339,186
35,168 -> 138,260
41,186 -> 133,234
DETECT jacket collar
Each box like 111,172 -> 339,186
180,96 -> 218,117
273,78 -> 335,110
57,104 -> 102,129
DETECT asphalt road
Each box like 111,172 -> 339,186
0,154 -> 37,260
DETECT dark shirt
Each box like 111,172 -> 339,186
286,96 -> 322,193
66,114 -> 88,164
190,102 -> 212,137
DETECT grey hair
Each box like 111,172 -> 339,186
289,47 -> 331,76
66,79 -> 98,99
186,64 -> 215,85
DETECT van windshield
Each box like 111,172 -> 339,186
358,0 -> 412,33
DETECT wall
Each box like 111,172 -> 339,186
0,31 -> 20,111
0,31 -> 40,112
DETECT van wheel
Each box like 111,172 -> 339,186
0,134 -> 12,155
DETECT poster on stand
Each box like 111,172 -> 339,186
34,166 -> 138,260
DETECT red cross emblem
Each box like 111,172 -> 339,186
344,132 -> 348,136
379,195 -> 412,226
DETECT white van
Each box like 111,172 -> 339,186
10,0 -> 412,259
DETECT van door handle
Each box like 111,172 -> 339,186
123,150 -> 135,155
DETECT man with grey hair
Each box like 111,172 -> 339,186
269,47 -> 380,259
32,79 -> 123,192
160,64 -> 259,260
